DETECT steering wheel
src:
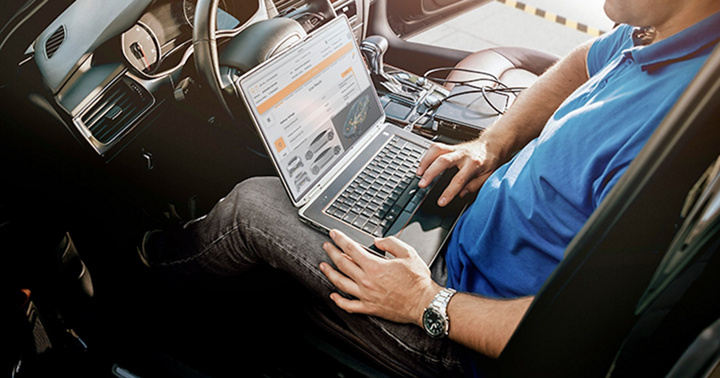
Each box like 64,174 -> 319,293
191,0 -> 306,122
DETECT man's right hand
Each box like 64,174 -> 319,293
416,138 -> 504,207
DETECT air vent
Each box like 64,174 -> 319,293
45,26 -> 66,59
79,78 -> 152,145
273,0 -> 306,15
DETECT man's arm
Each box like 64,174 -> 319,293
320,230 -> 532,358
417,41 -> 594,207
446,292 -> 533,358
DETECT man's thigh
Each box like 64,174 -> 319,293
151,176 -> 464,375
148,176 -> 333,292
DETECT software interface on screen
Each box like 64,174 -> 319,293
241,19 -> 382,202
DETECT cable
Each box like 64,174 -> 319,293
420,66 -> 527,115
405,104 -> 434,132
437,85 -> 524,115
422,66 -> 500,83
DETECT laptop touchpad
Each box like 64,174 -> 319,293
397,169 -> 470,264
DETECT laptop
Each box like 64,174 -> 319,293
237,16 -> 469,265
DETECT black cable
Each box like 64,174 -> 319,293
439,88 -> 505,115
422,66 -> 528,92
423,66 -> 501,83
482,86 -> 507,115
437,85 -> 524,115
406,105 -> 434,131
461,83 -> 526,96
420,66 -> 527,115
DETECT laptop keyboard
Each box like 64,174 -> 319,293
325,136 -> 429,237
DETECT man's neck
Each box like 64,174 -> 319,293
653,2 -> 720,43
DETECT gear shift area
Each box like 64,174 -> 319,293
360,36 -> 423,104
360,35 -> 448,130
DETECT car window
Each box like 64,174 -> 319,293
408,0 -> 613,57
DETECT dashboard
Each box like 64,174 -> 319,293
121,0 -> 243,78
30,0 -> 366,157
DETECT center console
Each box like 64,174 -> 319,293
377,66 -> 447,133
359,36 -> 446,132
361,35 -> 504,144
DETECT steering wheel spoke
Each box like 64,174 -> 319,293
192,0 -> 306,124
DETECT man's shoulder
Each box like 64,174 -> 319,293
587,25 -> 634,76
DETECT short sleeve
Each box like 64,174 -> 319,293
587,24 -> 634,77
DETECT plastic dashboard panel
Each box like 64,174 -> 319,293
34,0 -> 153,93
34,0 -> 366,157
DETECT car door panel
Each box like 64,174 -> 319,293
386,0 -> 491,37
366,0 -> 476,78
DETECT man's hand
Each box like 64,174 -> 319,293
416,139 -> 504,207
320,229 -> 441,326
415,41 -> 594,210
320,230 -> 532,358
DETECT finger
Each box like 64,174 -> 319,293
373,236 -> 414,259
329,229 -> 379,265
329,292 -> 372,315
323,241 -> 363,279
416,143 -> 450,177
436,163 -> 479,206
320,262 -> 361,297
459,175 -> 491,197
419,149 -> 463,189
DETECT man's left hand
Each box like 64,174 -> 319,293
320,229 -> 441,326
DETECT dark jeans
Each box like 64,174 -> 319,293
145,176 -> 466,376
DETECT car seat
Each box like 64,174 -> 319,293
442,46 -> 559,90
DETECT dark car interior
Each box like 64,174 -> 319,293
3,0 -> 720,377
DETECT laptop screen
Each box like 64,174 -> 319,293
238,16 -> 384,204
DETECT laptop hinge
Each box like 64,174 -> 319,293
306,184 -> 324,202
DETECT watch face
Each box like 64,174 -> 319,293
423,308 -> 447,338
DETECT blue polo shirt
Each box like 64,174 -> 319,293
444,12 -> 720,299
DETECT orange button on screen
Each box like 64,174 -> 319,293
274,137 -> 287,152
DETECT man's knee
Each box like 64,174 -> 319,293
229,176 -> 280,198
222,176 -> 289,218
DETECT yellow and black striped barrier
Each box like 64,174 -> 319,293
494,0 -> 605,37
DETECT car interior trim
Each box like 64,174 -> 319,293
71,72 -> 156,156
34,0 -> 153,93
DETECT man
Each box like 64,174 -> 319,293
143,1 -> 720,375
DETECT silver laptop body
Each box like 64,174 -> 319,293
237,16 -> 466,264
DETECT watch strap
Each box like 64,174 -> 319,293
430,288 -> 457,316
423,287 -> 457,338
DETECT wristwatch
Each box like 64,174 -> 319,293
422,288 -> 457,338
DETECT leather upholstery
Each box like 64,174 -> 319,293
445,47 -> 559,90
